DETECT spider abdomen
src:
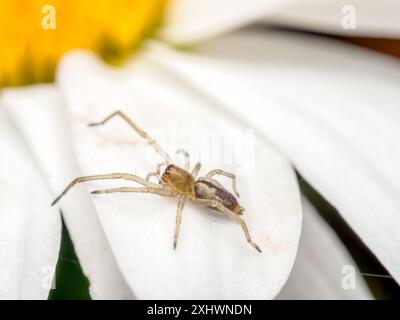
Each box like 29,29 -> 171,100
194,178 -> 244,215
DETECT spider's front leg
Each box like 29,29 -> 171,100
191,162 -> 201,178
51,173 -> 159,206
88,110 -> 173,164
146,162 -> 167,183
173,195 -> 187,249
176,149 -> 190,170
90,186 -> 176,197
176,150 -> 203,178
192,198 -> 261,253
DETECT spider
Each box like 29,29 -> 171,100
51,111 -> 261,253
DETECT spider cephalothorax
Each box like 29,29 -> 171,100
161,164 -> 195,195
51,111 -> 261,252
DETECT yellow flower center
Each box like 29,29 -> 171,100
0,0 -> 168,87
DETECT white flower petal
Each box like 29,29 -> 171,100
56,50 -> 302,299
266,0 -> 400,38
2,85 -> 133,299
143,32 -> 400,284
0,105 -> 60,299
160,0 -> 296,44
278,198 -> 372,299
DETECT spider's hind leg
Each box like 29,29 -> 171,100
206,169 -> 240,197
192,198 -> 261,253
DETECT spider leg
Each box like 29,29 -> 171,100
173,195 -> 187,249
145,172 -> 163,184
156,162 -> 168,174
51,173 -> 158,206
176,149 -> 190,170
88,111 -> 173,164
192,198 -> 261,253
206,169 -> 240,197
191,162 -> 201,178
145,162 -> 168,183
91,186 -> 176,197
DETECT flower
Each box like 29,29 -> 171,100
0,0 -> 399,299
0,0 -> 166,86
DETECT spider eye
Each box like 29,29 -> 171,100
164,165 -> 173,175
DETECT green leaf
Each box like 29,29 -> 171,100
49,219 -> 90,300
